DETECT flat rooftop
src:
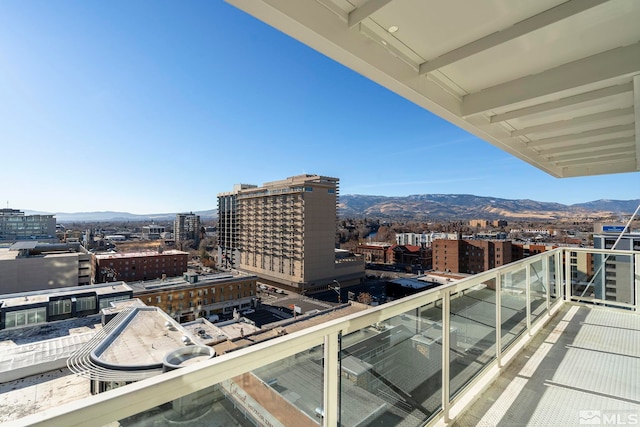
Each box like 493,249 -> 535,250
93,249 -> 187,259
127,272 -> 255,294
95,308 -> 198,367
0,282 -> 132,308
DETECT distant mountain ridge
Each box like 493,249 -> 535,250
22,195 -> 639,222
338,194 -> 639,220
23,209 -> 217,222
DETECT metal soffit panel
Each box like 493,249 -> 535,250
227,0 -> 640,178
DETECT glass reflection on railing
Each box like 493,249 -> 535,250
339,301 -> 443,427
529,259 -> 547,323
500,269 -> 527,351
119,346 -> 325,427
571,250 -> 635,306
549,253 -> 558,303
449,280 -> 497,398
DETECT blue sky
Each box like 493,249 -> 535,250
1,1 -> 637,214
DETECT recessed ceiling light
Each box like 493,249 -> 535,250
388,25 -> 399,33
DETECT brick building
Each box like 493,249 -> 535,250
128,272 -> 257,323
511,243 -> 558,260
433,239 -> 512,274
356,243 -> 392,264
93,250 -> 188,283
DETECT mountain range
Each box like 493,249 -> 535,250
24,209 -> 217,223
24,196 -> 638,222
337,195 -> 639,220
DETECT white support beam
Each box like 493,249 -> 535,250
511,107 -> 634,137
348,0 -> 393,28
462,42 -> 640,116
323,333 -> 340,427
419,0 -> 608,75
537,136 -> 635,155
554,152 -> 632,167
561,159 -> 638,176
315,0 -> 348,22
549,146 -> 634,162
527,123 -> 635,147
634,74 -> 640,169
490,83 -> 633,123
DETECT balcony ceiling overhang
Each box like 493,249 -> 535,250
227,0 -> 640,178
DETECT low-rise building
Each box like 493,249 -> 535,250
93,250 -> 188,283
433,239 -> 513,274
0,208 -> 57,243
0,282 -> 132,330
356,243 -> 392,264
141,225 -> 165,240
127,272 -> 257,322
0,242 -> 93,294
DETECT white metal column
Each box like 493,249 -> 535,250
442,291 -> 451,423
526,263 -> 532,334
564,250 -> 571,302
495,273 -> 503,367
545,254 -> 551,313
323,332 -> 340,427
635,253 -> 640,312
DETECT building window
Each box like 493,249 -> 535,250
4,307 -> 46,329
49,299 -> 72,316
76,296 -> 96,312
156,296 -> 162,303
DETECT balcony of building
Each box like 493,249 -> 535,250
6,246 -> 639,427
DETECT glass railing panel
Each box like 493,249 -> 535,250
339,301 -> 443,427
449,280 -> 497,398
117,346 -> 325,426
572,251 -> 634,306
501,269 -> 527,351
529,259 -> 547,323
549,253 -> 558,303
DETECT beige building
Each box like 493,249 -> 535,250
0,242 -> 92,294
218,175 -> 364,292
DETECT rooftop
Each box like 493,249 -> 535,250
93,249 -> 188,260
0,283 -> 132,309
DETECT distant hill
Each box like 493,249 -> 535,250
338,194 -> 639,220
21,195 -> 639,222
24,209 -> 217,222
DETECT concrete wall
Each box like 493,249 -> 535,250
0,254 -> 81,294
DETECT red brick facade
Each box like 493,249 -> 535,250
94,250 -> 188,283
433,239 -> 512,274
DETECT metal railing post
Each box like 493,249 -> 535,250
564,249 -> 571,302
495,272 -> 503,367
635,253 -> 640,312
545,253 -> 551,313
442,291 -> 451,423
526,262 -> 531,334
323,332 -> 340,427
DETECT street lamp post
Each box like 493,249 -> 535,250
332,280 -> 341,303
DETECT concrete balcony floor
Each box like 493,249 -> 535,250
454,304 -> 640,426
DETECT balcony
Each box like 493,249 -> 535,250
6,247 -> 640,426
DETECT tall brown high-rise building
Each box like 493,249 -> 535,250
218,175 -> 363,292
